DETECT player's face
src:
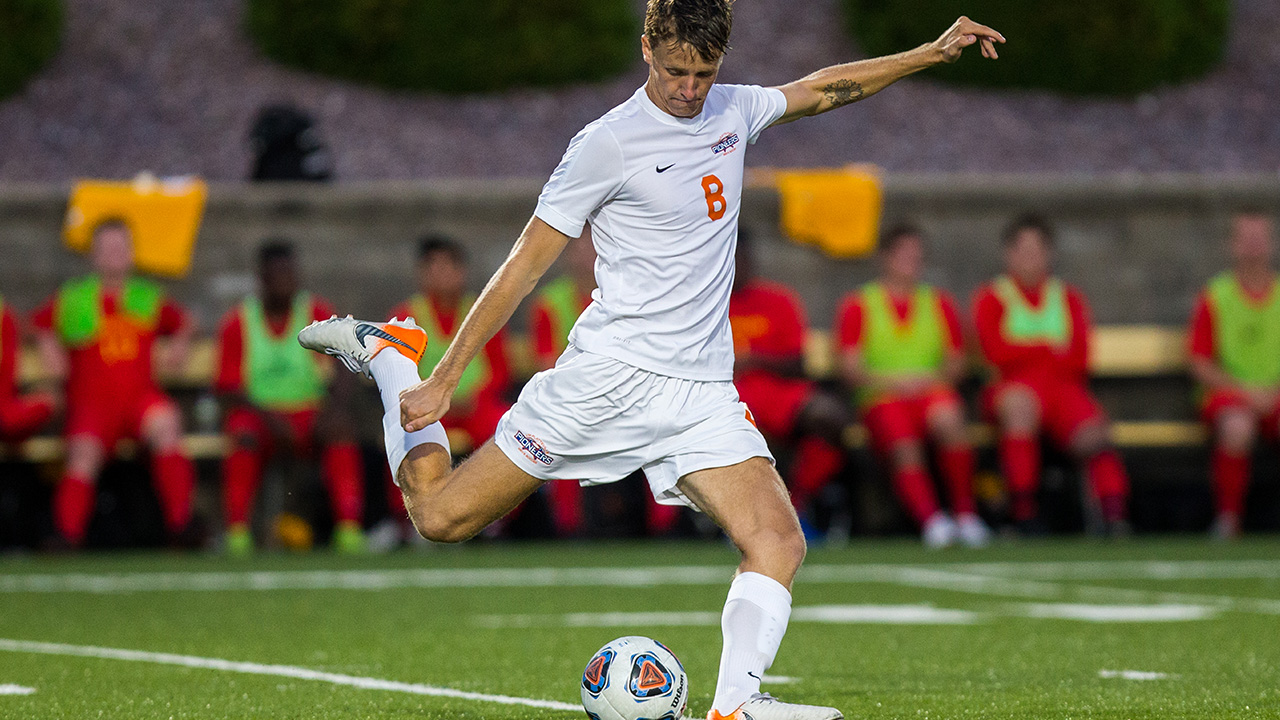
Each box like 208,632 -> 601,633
1005,229 -> 1051,283
642,35 -> 722,118
261,257 -> 298,306
1230,214 -> 1274,266
884,235 -> 924,284
91,226 -> 134,276
420,253 -> 467,299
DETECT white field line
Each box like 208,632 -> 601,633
1021,603 -> 1218,622
0,684 -> 36,695
5,560 -> 1279,595
0,638 -> 580,713
1098,669 -> 1176,681
475,604 -> 979,629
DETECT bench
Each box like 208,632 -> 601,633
6,325 -> 1200,462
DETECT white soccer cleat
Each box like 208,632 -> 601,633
708,692 -> 843,720
297,315 -> 427,378
922,511 -> 958,550
955,512 -> 993,548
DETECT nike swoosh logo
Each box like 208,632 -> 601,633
656,164 -> 675,173
356,323 -> 419,355
746,671 -> 761,680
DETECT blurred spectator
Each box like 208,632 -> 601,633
1,295 -> 58,442
248,104 -> 332,181
214,240 -> 366,555
730,230 -> 849,532
836,225 -> 989,548
389,236 -> 513,451
530,225 -> 596,372
33,219 -> 196,548
973,214 -> 1130,536
1188,210 -> 1279,540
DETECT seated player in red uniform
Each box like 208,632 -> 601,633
836,225 -> 990,548
215,240 -> 366,555
33,219 -> 197,548
729,230 -> 849,530
973,214 -> 1130,535
0,295 -> 58,443
390,236 -> 513,453
1187,210 -> 1280,540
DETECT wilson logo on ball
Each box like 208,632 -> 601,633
628,653 -> 673,698
582,648 -> 615,696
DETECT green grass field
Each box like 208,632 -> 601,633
1,538 -> 1278,719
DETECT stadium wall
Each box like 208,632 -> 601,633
0,175 -> 1276,331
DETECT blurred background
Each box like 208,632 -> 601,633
1,0 -> 1278,554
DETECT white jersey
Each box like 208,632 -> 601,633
534,83 -> 788,381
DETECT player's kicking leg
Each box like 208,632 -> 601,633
679,458 -> 842,720
298,316 -> 541,541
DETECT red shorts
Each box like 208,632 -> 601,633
0,394 -> 55,442
1201,389 -> 1280,439
863,386 -> 964,455
982,377 -> 1106,447
443,392 -> 511,449
65,387 -> 175,448
224,406 -> 322,456
735,372 -> 814,438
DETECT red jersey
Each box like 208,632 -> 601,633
215,295 -> 336,395
1186,280 -> 1278,363
389,296 -> 511,396
972,277 -> 1090,384
728,280 -> 807,381
1,306 -> 20,401
835,287 -> 965,355
33,285 -> 188,404
531,290 -> 591,368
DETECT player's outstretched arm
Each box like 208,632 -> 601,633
771,16 -> 1004,125
400,216 -> 570,432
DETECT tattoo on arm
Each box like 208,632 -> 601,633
821,78 -> 864,109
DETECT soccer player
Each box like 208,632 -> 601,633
33,219 -> 196,548
973,215 -> 1130,536
530,225 -> 596,373
730,230 -> 849,529
388,236 -> 512,453
1187,210 -> 1279,540
0,296 -> 58,443
215,240 -> 366,555
300,4 -> 1002,718
836,224 -> 990,548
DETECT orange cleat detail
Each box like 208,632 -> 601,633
359,320 -> 427,364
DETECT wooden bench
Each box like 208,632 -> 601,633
6,325 -> 1200,462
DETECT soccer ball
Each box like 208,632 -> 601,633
580,636 -> 688,720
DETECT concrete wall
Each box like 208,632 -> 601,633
1,175 -> 1277,333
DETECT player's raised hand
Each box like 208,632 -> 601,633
934,16 -> 1005,63
400,375 -> 452,432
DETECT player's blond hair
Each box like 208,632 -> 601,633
644,0 -> 733,62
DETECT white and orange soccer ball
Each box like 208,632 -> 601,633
581,636 -> 688,720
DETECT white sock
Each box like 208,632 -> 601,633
711,571 -> 793,715
369,350 -> 448,482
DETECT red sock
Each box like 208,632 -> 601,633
1212,448 -> 1250,516
939,445 -> 976,516
790,437 -> 844,512
54,474 -> 96,546
1000,435 -> 1040,521
322,443 -> 365,525
892,464 -> 939,527
152,451 -> 195,534
547,480 -> 584,537
223,444 -> 262,527
1087,450 -> 1129,522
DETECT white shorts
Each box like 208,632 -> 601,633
493,347 -> 774,508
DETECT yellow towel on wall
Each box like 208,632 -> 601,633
775,167 -> 882,259
64,175 -> 207,278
